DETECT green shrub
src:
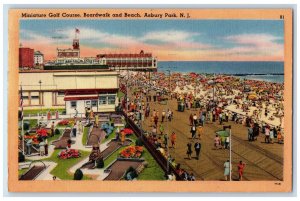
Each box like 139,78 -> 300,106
124,166 -> 138,180
55,129 -> 60,135
96,157 -> 104,168
23,122 -> 30,131
18,151 -> 25,162
135,138 -> 143,146
73,169 -> 83,180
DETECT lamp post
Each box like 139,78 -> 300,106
165,69 -> 171,175
126,65 -> 129,114
223,125 -> 232,181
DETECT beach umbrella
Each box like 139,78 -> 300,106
207,80 -> 215,85
215,79 -> 225,83
121,128 -> 134,135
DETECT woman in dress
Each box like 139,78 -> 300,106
186,142 -> 192,159
214,135 -> 221,149
224,159 -> 230,181
237,161 -> 246,181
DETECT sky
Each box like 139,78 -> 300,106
20,19 -> 284,61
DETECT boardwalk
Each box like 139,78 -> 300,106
140,96 -> 283,181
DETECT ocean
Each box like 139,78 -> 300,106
158,61 -> 284,83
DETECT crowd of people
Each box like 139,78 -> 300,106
120,70 -> 284,181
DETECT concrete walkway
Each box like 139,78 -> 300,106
35,161 -> 59,180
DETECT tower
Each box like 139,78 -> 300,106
73,39 -> 80,50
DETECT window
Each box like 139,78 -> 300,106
91,100 -> 97,107
31,96 -> 39,99
108,95 -> 116,105
85,100 -> 91,107
99,96 -> 107,105
70,101 -> 77,108
22,96 -> 29,100
57,91 -> 65,96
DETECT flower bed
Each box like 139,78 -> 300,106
120,128 -> 134,136
58,120 -> 69,126
36,128 -> 48,137
119,146 -> 143,158
58,149 -> 81,159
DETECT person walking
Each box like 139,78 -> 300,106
78,120 -> 83,135
248,126 -> 253,142
224,136 -> 230,149
47,110 -> 51,121
39,141 -> 45,156
26,139 -> 32,155
265,125 -> 270,143
189,114 -> 193,126
152,125 -> 157,136
190,125 -> 196,139
159,124 -> 164,135
237,161 -> 246,181
214,135 -> 221,149
193,114 -> 198,126
51,121 -> 55,137
194,141 -> 201,160
270,127 -> 274,144
154,115 -> 159,127
201,113 -> 206,126
170,132 -> 176,148
186,142 -> 192,160
197,125 -> 203,140
95,114 -> 99,127
161,110 -> 166,122
121,131 -> 126,145
219,112 -> 223,125
55,110 -> 59,120
163,133 -> 168,148
167,109 -> 172,122
224,159 -> 231,181
85,107 -> 89,120
44,138 -> 48,156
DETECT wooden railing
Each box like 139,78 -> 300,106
119,111 -> 182,180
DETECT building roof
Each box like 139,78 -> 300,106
19,69 -> 116,73
97,53 -> 153,58
34,51 -> 43,56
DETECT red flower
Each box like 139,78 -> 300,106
119,146 -> 144,158
36,129 -> 48,137
58,120 -> 69,126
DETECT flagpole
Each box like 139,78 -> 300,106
20,85 -> 25,155
22,115 -> 25,155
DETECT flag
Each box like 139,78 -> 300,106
19,86 -> 23,121
75,28 -> 80,34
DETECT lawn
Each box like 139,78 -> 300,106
137,149 -> 166,181
28,119 -> 38,128
18,168 -> 29,177
103,134 -> 136,168
103,145 -> 130,169
23,108 -> 66,116
103,133 -> 166,180
42,149 -> 91,180
126,134 -> 165,180
101,129 -> 116,144
47,128 -> 64,144
82,126 -> 89,146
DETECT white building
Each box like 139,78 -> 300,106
19,69 -> 119,115
34,51 -> 44,65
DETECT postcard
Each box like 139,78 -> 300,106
7,8 -> 293,192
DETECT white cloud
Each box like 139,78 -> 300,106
142,30 -> 200,43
